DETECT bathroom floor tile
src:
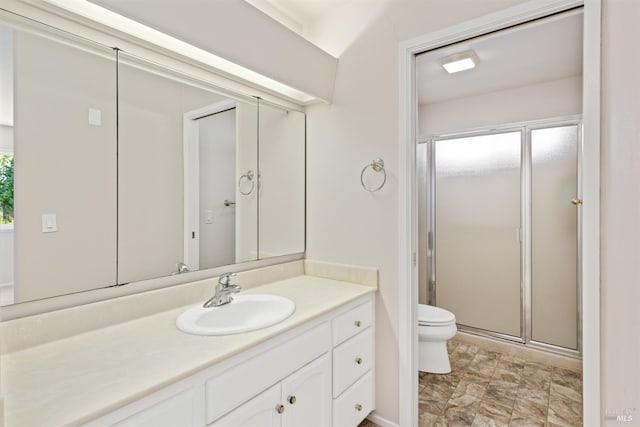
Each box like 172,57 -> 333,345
419,411 -> 439,427
512,396 -> 548,421
476,400 -> 513,425
417,339 -> 583,426
548,394 -> 583,426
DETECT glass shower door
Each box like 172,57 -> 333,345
530,125 -> 579,349
434,131 -> 522,338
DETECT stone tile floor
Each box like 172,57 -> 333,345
358,339 -> 583,427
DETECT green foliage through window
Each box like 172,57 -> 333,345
0,155 -> 14,224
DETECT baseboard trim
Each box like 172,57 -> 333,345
367,412 -> 399,427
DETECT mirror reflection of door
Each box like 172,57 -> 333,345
197,108 -> 236,270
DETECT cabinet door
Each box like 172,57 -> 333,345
211,384 -> 282,427
281,354 -> 331,427
112,387 -> 203,427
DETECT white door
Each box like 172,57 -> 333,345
112,387 -> 204,427
281,354 -> 331,427
197,108 -> 237,269
211,384 -> 282,427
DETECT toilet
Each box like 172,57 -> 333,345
418,304 -> 457,374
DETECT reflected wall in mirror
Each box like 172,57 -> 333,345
0,10 -> 306,308
116,53 -> 258,284
0,14 -> 117,306
258,101 -> 305,258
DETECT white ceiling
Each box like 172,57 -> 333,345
416,9 -> 583,105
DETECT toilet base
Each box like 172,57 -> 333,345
418,340 -> 452,374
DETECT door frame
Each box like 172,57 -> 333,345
183,99 -> 236,271
398,0 -> 601,426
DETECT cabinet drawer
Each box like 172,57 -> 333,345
206,322 -> 330,424
332,371 -> 373,427
332,328 -> 372,397
332,301 -> 372,346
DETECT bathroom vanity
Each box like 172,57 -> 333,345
1,270 -> 376,427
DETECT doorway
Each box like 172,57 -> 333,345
398,1 -> 601,425
183,99 -> 239,271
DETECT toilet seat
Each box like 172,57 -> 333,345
418,304 -> 456,326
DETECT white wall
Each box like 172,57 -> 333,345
14,29 -> 117,303
0,228 -> 13,286
305,0 -> 529,423
89,0 -> 338,102
235,102 -> 259,262
601,0 -> 640,424
0,26 -> 13,129
419,75 -> 582,136
117,57 -> 227,283
258,106 -> 305,258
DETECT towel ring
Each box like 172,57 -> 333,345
238,170 -> 255,195
360,158 -> 386,192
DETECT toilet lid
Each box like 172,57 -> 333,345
418,304 -> 456,325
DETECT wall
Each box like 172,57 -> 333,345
0,26 -> 12,131
258,106 -> 305,257
0,228 -> 13,287
235,102 -> 259,262
117,56 -> 227,283
305,0 -> 530,423
419,75 -> 582,136
89,0 -> 338,102
14,29 -> 117,302
601,0 -> 640,424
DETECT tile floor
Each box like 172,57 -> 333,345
358,339 -> 583,427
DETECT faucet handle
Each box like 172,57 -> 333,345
172,262 -> 189,275
218,272 -> 237,286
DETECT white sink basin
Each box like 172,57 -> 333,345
176,294 -> 295,336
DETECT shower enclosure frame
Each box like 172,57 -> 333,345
420,115 -> 583,358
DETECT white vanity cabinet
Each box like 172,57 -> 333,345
212,354 -> 331,427
88,293 -> 374,427
111,387 -> 205,427
331,301 -> 374,427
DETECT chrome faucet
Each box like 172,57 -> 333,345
172,262 -> 190,275
203,272 -> 241,308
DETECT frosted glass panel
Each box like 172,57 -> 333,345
435,132 -> 521,337
531,126 -> 578,349
435,132 -> 521,336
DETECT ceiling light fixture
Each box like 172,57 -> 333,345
440,50 -> 479,74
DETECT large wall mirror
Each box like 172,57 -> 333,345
0,10 -> 306,307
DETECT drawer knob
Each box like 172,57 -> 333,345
276,404 -> 285,414
355,403 -> 363,412
354,320 -> 362,327
355,357 -> 363,365
288,395 -> 297,405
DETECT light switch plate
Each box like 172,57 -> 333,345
42,214 -> 57,233
88,108 -> 102,126
205,210 -> 213,224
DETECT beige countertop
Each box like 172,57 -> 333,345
1,275 -> 375,427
